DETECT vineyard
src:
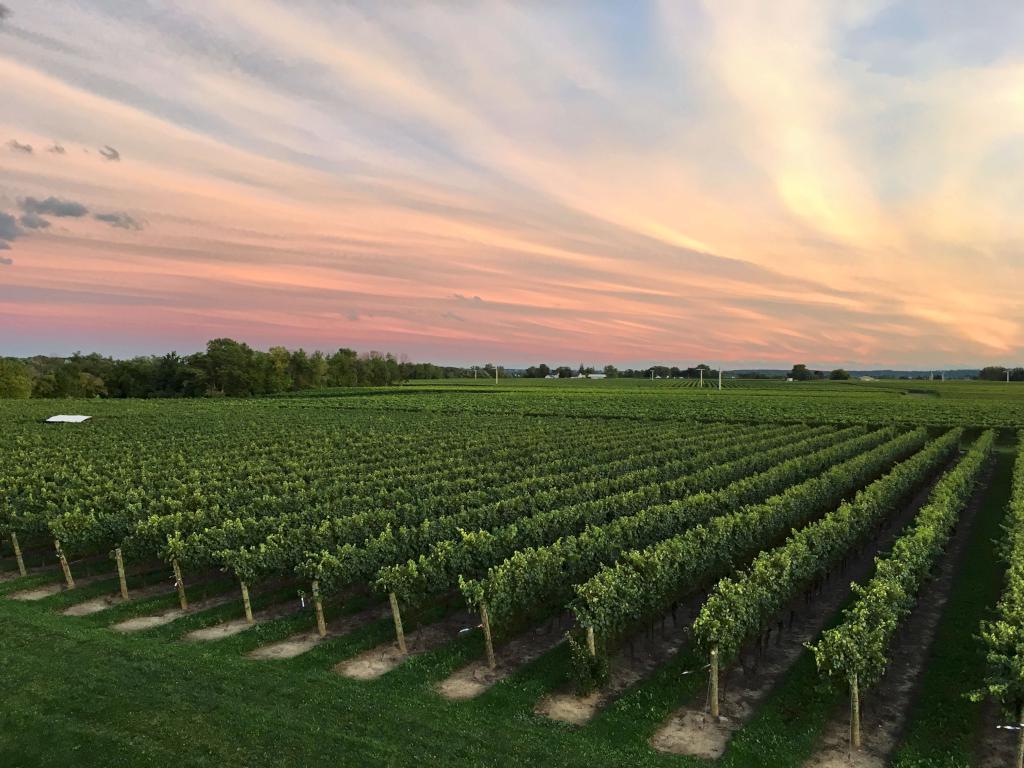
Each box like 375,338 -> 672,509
1,381 -> 1022,768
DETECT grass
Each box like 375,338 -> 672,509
889,439 -> 1017,768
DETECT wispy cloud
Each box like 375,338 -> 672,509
0,211 -> 22,253
20,196 -> 89,217
94,211 -> 142,230
7,139 -> 32,153
18,212 -> 51,230
0,1 -> 1021,364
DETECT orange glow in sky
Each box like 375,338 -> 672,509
1,2 -> 1022,367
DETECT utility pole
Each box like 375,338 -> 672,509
699,369 -> 704,388
495,366 -> 499,384
718,364 -> 722,391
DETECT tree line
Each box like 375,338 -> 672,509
0,338 -> 472,399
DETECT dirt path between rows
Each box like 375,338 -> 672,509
0,564 -> 58,583
112,593 -> 236,632
801,465 -> 990,768
438,614 -> 570,700
335,611 -> 476,680
650,465 -> 947,758
7,572 -> 110,601
248,603 -> 391,660
977,697 -> 1019,767
186,599 -> 304,642
63,581 -> 178,617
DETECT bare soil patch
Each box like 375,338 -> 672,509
802,467 -> 988,768
111,594 -> 235,633
7,572 -> 108,601
651,467 -> 945,758
977,698 -> 1018,768
248,603 -> 391,660
438,615 -> 569,700
537,601 -> 700,726
63,582 -> 177,617
0,565 -> 57,583
335,611 -> 475,680
186,600 -> 303,642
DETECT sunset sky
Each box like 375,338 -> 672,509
2,1 -> 1022,368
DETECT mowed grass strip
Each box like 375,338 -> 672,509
0,592 -> 706,768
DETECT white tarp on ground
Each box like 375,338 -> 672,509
45,415 -> 92,423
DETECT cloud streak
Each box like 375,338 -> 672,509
94,211 -> 142,230
20,196 -> 89,217
0,1 -> 1021,365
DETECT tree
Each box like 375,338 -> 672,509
556,366 -> 573,378
327,348 -> 358,387
200,338 -> 259,396
263,347 -> 293,393
830,369 -> 851,380
790,364 -> 814,381
979,366 -> 1008,381
0,358 -> 32,398
603,365 -> 619,378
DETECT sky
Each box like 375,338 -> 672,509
1,1 -> 1023,369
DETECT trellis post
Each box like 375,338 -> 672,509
114,548 -> 129,600
172,558 -> 188,610
54,539 -> 74,589
240,581 -> 254,624
10,532 -> 26,577
312,580 -> 327,637
389,592 -> 407,654
480,602 -> 496,670
710,645 -> 720,719
850,673 -> 861,750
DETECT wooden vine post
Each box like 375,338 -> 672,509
709,645 -> 720,720
114,548 -> 129,600
240,581 -> 254,624
586,626 -> 597,657
10,531 -> 26,577
850,673 -> 861,750
388,592 -> 407,655
171,558 -> 188,610
312,580 -> 327,637
480,602 -> 496,670
54,539 -> 74,589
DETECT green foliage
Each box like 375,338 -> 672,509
811,430 -> 994,688
976,431 -> 1024,712
572,427 -> 929,648
694,428 -> 961,661
468,425 -> 893,636
567,632 -> 608,694
0,358 -> 32,398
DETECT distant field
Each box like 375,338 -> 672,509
1,382 -> 1022,766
